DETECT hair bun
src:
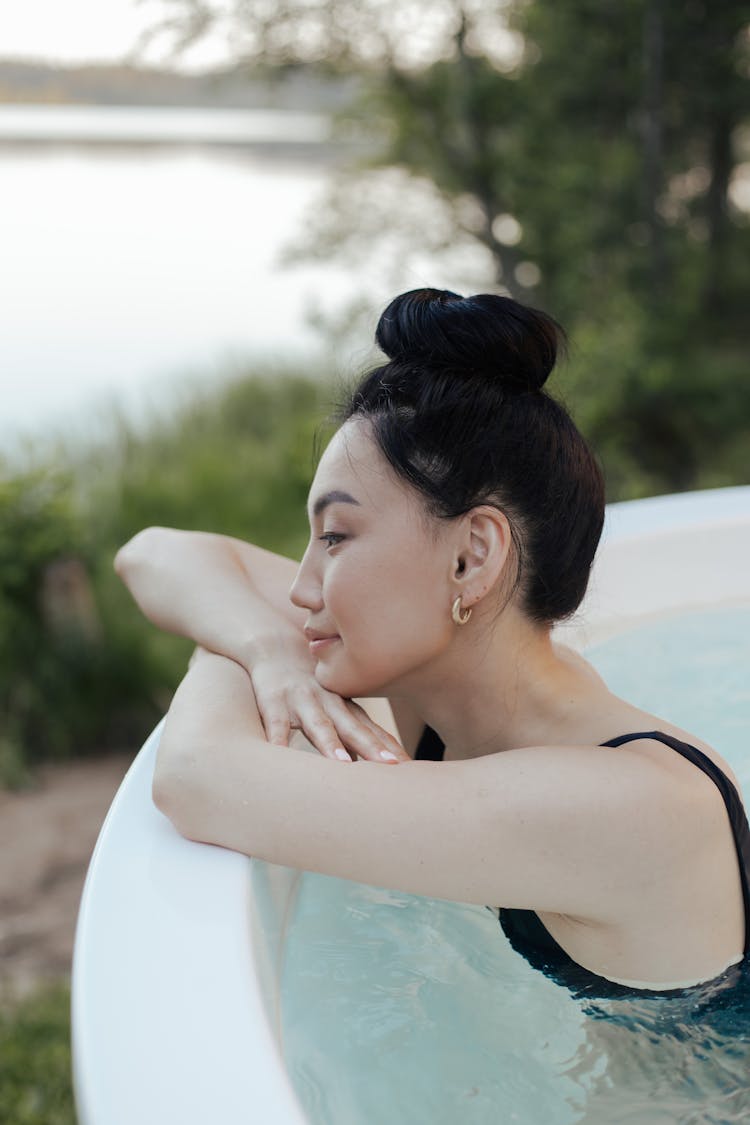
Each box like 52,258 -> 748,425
375,288 -> 562,392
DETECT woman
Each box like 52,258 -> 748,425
116,288 -> 749,996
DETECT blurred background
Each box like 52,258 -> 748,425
0,2 -> 748,1120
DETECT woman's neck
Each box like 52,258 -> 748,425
398,606 -> 608,759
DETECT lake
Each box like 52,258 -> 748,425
0,104 -> 491,453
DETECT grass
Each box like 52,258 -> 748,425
0,981 -> 76,1125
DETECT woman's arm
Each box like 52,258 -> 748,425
114,527 -> 304,664
154,652 -> 689,916
116,528 -> 410,762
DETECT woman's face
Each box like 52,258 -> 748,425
289,420 -> 458,698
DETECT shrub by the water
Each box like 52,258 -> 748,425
0,369 -> 336,783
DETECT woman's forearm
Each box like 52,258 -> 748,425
114,527 -> 306,664
153,650 -> 266,833
116,527 -> 409,762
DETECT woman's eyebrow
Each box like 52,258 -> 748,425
310,490 -> 361,519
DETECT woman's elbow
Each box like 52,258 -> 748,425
114,526 -> 167,579
152,751 -> 200,841
152,762 -> 176,819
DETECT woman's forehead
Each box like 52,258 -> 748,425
312,426 -> 380,496
310,424 -> 406,512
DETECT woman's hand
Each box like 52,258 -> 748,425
245,637 -> 409,764
117,528 -> 410,762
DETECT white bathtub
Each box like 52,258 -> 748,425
72,485 -> 750,1125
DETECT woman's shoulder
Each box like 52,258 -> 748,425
552,641 -> 608,687
605,713 -> 744,802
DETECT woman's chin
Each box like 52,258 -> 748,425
314,664 -> 392,701
314,658 -> 367,699
313,660 -> 342,692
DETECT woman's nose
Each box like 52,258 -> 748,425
289,550 -> 323,612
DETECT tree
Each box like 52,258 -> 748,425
139,0 -> 750,497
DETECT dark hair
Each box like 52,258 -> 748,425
339,288 -> 605,625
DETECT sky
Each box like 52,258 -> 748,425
0,0 -> 231,71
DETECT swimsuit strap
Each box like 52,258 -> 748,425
599,730 -> 750,956
414,725 -> 445,762
416,724 -> 750,959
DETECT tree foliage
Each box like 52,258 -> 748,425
145,0 -> 749,496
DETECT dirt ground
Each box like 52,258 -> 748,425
0,753 -> 132,997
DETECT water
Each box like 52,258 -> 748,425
0,105 -> 491,453
281,605 -> 750,1124
0,104 -> 332,144
0,108 -> 350,446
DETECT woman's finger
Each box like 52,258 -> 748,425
328,699 -> 410,763
264,713 -> 291,747
293,699 -> 354,761
253,685 -> 292,747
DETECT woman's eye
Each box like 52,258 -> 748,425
319,532 -> 346,549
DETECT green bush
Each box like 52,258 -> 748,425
0,983 -> 75,1125
0,464 -> 170,785
1,367 -> 337,782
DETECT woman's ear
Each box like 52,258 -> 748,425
452,506 -> 513,608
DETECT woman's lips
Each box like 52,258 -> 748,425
308,636 -> 340,654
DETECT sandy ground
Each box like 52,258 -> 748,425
0,753 -> 133,997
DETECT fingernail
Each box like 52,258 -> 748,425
334,748 -> 352,762
379,750 -> 399,762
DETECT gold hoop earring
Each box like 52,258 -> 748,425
451,596 -> 472,625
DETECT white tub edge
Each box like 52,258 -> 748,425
71,722 -> 308,1125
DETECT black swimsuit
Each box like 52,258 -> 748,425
415,726 -> 750,998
